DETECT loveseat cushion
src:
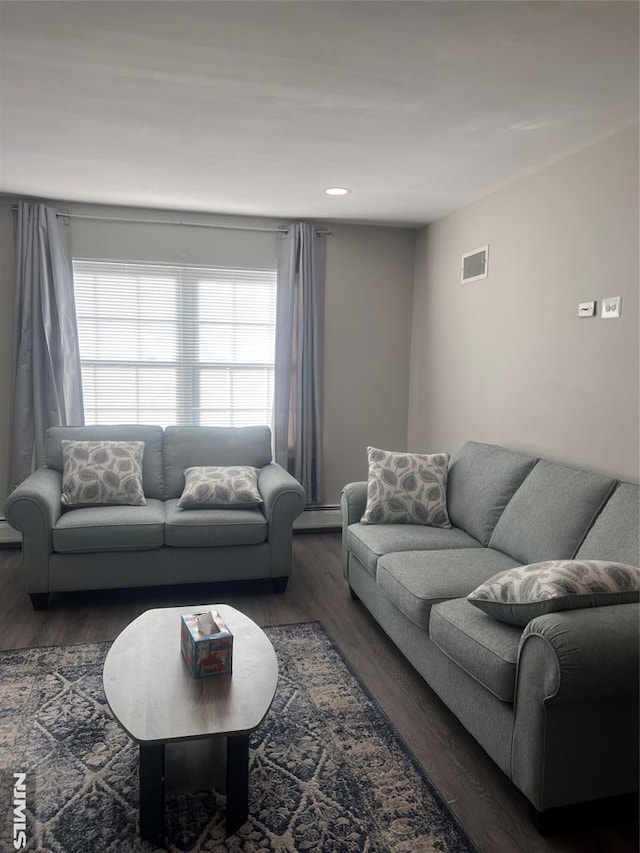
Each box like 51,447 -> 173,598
61,440 -> 146,507
46,425 -> 165,500
376,548 -> 521,630
176,466 -> 262,509
346,523 -> 481,576
488,460 -> 616,565
575,482 -> 640,567
164,500 -> 267,547
53,499 -> 165,552
163,426 -> 272,499
447,442 -> 537,546
430,599 -> 522,703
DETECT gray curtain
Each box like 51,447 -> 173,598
8,202 -> 84,492
274,223 -> 326,504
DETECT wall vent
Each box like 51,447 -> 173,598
461,245 -> 489,284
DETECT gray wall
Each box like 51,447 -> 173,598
324,224 -> 415,499
0,200 -> 415,503
408,125 -> 639,482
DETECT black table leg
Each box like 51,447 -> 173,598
139,743 -> 165,846
226,734 -> 249,836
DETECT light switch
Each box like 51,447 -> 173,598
601,297 -> 622,319
578,301 -> 596,317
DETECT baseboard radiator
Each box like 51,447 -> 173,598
293,505 -> 341,531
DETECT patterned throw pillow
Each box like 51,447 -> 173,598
61,440 -> 146,507
176,466 -> 263,509
360,447 -> 451,527
468,560 -> 640,627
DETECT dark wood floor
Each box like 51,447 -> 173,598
0,534 -> 637,853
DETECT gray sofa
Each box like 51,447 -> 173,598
341,441 -> 639,828
6,424 -> 306,610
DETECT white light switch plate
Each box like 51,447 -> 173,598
578,301 -> 596,317
601,296 -> 622,318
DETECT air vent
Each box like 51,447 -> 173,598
461,245 -> 489,284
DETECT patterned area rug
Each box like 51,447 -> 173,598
1,622 -> 477,852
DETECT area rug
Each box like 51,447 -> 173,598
0,622 -> 477,852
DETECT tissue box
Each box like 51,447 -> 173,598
180,610 -> 233,677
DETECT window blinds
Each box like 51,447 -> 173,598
72,259 -> 277,427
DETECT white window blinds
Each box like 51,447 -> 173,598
72,259 -> 277,427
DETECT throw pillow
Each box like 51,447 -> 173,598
61,440 -> 146,507
467,559 -> 640,627
176,466 -> 263,509
360,446 -> 451,527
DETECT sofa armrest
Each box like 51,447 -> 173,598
340,482 -> 367,578
517,604 -> 639,704
258,463 -> 305,578
511,604 -> 639,810
4,468 -> 63,594
340,482 -> 367,527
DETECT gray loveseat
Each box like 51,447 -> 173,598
6,424 -> 305,610
341,441 -> 639,829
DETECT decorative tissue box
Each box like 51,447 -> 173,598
180,610 -> 233,677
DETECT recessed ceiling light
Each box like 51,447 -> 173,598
324,187 -> 351,196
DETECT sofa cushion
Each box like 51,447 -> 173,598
447,442 -> 537,546
347,523 -> 482,577
575,482 -> 640,567
361,447 -> 451,528
488,460 -> 616,565
61,440 -> 146,507
376,548 -> 522,630
53,499 -> 165,553
163,426 -> 272,499
467,559 -> 640,627
430,599 -> 522,703
164,500 -> 267,547
176,466 -> 262,509
47,425 -> 165,500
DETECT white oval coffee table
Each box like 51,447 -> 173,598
103,605 -> 278,845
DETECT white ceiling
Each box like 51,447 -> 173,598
0,1 -> 638,227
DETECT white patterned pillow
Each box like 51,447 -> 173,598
61,440 -> 146,507
360,447 -> 451,527
468,560 -> 640,627
176,466 -> 262,509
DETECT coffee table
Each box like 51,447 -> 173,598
102,605 -> 278,845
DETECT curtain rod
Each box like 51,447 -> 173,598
9,206 -> 331,235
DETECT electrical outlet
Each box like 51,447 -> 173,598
601,297 -> 622,319
578,301 -> 596,317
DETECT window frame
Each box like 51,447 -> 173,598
72,258 -> 277,428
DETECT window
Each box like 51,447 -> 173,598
72,259 -> 277,427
